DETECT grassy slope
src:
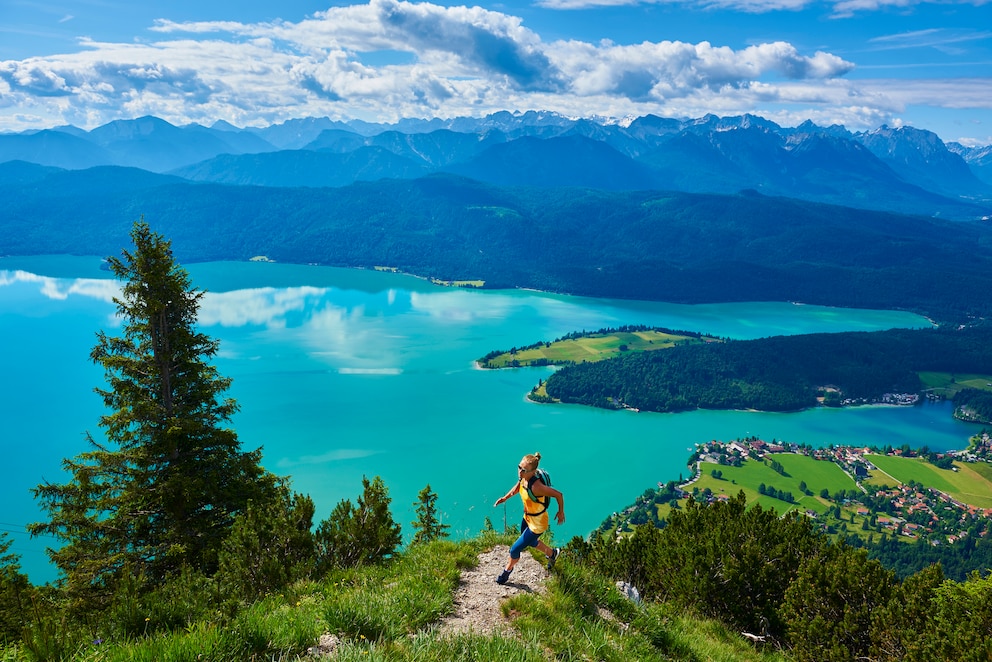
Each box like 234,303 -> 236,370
7,534 -> 791,662
690,454 -> 854,516
483,330 -> 711,367
918,371 -> 992,397
668,451 -> 991,543
865,455 -> 992,509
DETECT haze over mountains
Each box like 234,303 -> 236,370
2,111 -> 990,219
3,111 -> 992,326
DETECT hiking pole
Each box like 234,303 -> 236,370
503,502 -> 507,534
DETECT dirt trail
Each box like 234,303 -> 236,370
308,544 -> 551,656
437,544 -> 550,636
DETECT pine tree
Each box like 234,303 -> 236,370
0,533 -> 32,642
411,484 -> 450,545
30,220 -> 277,606
315,476 -> 401,571
216,482 -> 316,599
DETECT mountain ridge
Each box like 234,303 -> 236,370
3,112 -> 989,219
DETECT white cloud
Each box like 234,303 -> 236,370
536,0 -> 810,9
855,77 -> 992,110
830,0 -> 990,18
0,0 -> 865,130
552,40 -> 852,100
535,0 -> 988,16
867,27 -> 992,54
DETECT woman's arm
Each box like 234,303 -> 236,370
493,482 -> 520,507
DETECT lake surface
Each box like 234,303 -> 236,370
1,256 -> 983,583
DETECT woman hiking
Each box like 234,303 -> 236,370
492,452 -> 565,585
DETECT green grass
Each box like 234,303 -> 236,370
692,455 -> 856,517
483,330 -> 715,367
776,454 -> 854,495
430,278 -> 485,288
918,371 -> 992,396
14,533 -> 794,662
866,455 -> 958,492
969,461 -> 992,484
865,455 -> 992,509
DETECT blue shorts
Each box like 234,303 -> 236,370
509,519 -> 542,559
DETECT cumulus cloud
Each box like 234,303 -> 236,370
553,40 -> 852,100
0,0 -> 865,130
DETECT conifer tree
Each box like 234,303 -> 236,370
30,220 -> 277,606
217,482 -> 315,599
411,484 -> 449,545
315,476 -> 401,571
0,533 -> 32,642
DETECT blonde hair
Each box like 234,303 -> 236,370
521,452 -> 541,471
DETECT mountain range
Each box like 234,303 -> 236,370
4,111 -> 992,326
2,112 -> 990,220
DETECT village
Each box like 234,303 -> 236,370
688,430 -> 992,546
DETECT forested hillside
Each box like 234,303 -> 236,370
544,326 -> 992,412
4,168 -> 992,324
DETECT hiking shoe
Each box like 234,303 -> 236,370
496,569 -> 511,585
547,548 -> 561,571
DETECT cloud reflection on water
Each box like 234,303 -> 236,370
199,286 -> 327,328
0,270 -> 119,303
275,448 -> 383,470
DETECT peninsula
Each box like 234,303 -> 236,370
484,325 -> 992,422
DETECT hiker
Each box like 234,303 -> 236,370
492,451 -> 565,584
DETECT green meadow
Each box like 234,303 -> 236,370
483,329 -> 714,367
865,454 -> 992,509
689,454 -> 856,516
918,371 -> 992,396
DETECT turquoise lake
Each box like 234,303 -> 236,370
1,256 -> 983,583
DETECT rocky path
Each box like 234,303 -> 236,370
309,544 -> 551,656
437,544 -> 550,636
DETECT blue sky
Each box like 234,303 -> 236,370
1,0 -> 990,144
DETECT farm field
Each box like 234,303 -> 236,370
688,454 -> 856,516
481,329 -> 715,368
918,371 -> 992,396
865,454 -> 992,509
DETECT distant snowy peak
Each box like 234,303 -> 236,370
949,142 -> 992,165
857,125 -> 949,160
948,142 -> 992,186
856,125 -> 983,194
2,110 -> 990,211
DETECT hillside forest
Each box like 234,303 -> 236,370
541,326 -> 992,414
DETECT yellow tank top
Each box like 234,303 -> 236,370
518,476 -> 550,534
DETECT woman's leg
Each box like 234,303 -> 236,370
498,521 -> 541,583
